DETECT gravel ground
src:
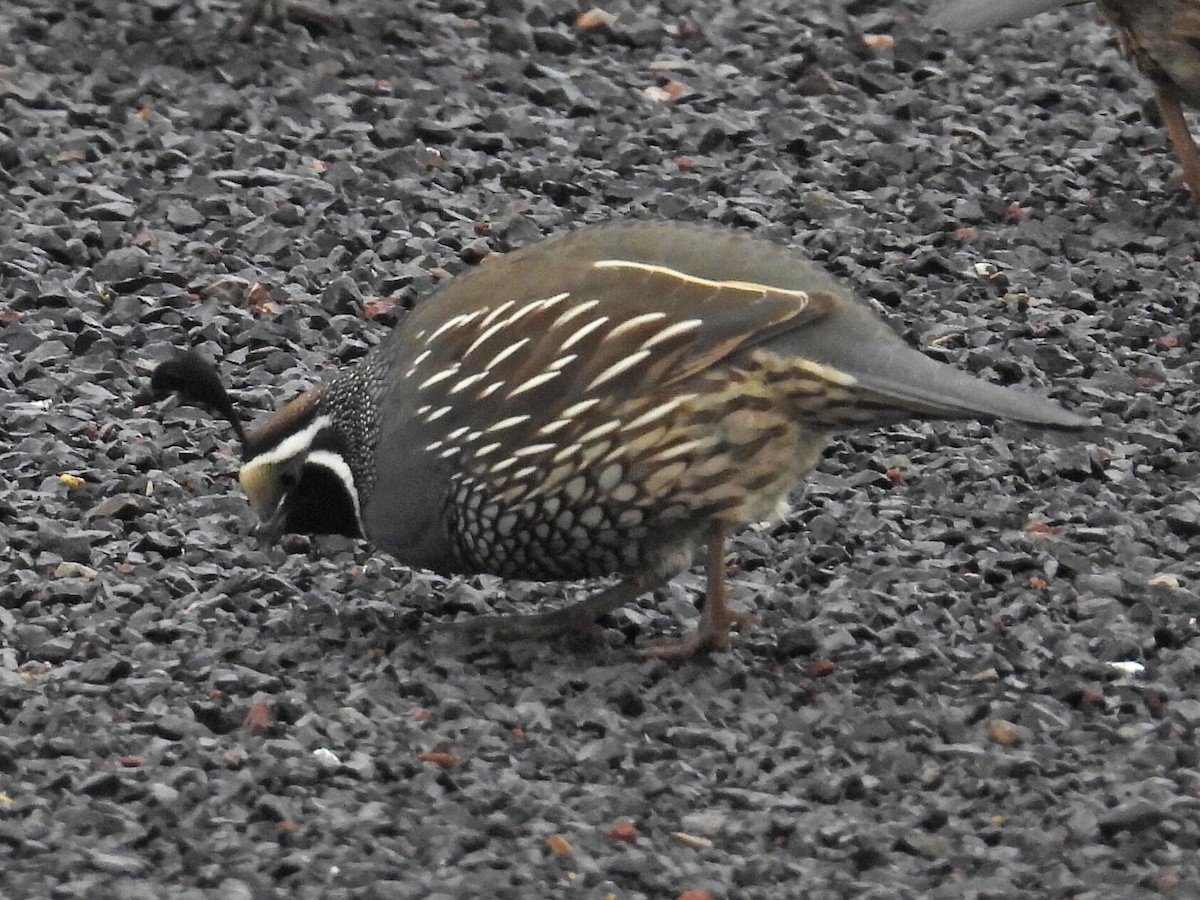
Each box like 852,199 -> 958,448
2,0 -> 1199,897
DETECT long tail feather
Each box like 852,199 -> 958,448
148,351 -> 250,455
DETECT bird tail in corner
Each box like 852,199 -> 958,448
927,0 -> 1077,32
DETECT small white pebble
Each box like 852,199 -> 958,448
1146,573 -> 1180,589
670,831 -> 714,849
1108,660 -> 1145,678
313,747 -> 341,768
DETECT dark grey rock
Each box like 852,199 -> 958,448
93,246 -> 148,283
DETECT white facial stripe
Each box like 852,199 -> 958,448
304,449 -> 364,534
244,414 -> 333,471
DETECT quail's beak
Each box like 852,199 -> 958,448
239,459 -> 286,545
255,500 -> 290,547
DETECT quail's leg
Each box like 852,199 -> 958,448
1155,88 -> 1200,202
454,572 -> 666,643
644,528 -> 755,658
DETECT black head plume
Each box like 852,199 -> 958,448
149,351 -> 249,455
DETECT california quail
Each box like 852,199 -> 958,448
929,0 -> 1200,201
151,221 -> 1086,656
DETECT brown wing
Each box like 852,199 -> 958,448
366,222 -> 1080,576
386,220 -> 1079,455
386,223 -> 835,457
370,223 -> 843,575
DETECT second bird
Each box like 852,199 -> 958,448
930,0 -> 1200,202
153,221 -> 1087,656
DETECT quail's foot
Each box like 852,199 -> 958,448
643,606 -> 757,658
643,531 -> 756,658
